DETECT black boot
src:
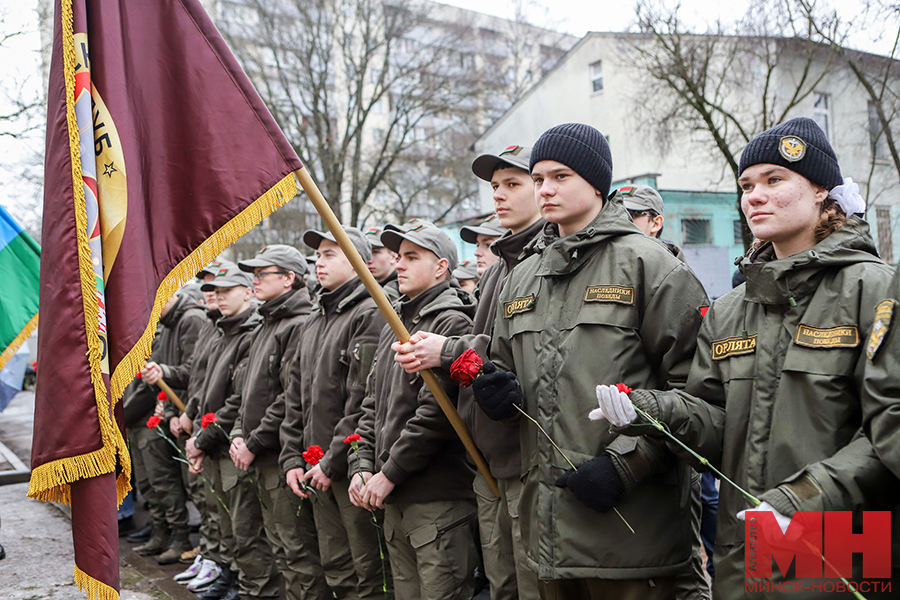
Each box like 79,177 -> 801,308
197,568 -> 236,600
126,523 -> 153,544
220,581 -> 240,600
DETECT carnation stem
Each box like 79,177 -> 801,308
630,406 -> 760,507
513,404 -> 634,535
627,406 -> 866,598
151,424 -> 230,515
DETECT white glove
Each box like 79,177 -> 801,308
590,384 -> 637,427
736,501 -> 792,534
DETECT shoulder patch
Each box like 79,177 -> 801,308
503,294 -> 535,318
699,306 -> 709,318
867,300 -> 895,360
584,285 -> 634,305
711,334 -> 757,360
794,325 -> 859,349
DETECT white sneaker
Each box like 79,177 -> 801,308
186,559 -> 221,592
174,554 -> 204,583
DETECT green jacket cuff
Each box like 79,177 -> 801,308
759,486 -> 802,517
282,457 -> 305,475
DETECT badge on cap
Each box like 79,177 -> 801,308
258,246 -> 267,254
867,299 -> 896,360
500,145 -> 522,156
366,227 -> 380,235
618,185 -> 635,196
481,215 -> 497,224
779,136 -> 807,162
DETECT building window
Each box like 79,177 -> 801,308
682,218 -> 712,245
869,101 -> 889,161
590,60 -> 603,94
733,220 -> 744,245
814,92 -> 831,141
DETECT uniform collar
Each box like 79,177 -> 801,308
741,217 -> 882,305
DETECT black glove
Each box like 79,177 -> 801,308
555,453 -> 626,513
472,361 -> 523,420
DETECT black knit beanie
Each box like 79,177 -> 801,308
530,123 -> 613,200
738,117 -> 842,190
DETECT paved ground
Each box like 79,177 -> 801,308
0,390 -> 195,600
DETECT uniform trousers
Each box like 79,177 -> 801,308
474,473 -> 539,600
249,462 -> 331,600
311,477 -> 390,599
384,499 -> 477,600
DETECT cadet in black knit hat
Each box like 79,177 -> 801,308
472,121 -> 711,599
738,116 -> 842,190
529,122 -> 613,199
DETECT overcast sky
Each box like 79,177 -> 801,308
0,0 -> 894,226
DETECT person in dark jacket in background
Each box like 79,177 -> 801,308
127,287 -> 205,563
596,117 -> 900,599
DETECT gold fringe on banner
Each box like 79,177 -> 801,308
28,0 -> 131,513
107,170 -> 299,404
0,312 -> 39,372
75,565 -> 120,600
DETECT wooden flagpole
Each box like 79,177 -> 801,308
295,168 -> 500,498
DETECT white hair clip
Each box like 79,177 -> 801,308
828,177 -> 865,215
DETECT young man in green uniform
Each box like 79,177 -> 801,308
186,265 -> 265,600
128,287 -> 206,562
474,124 -> 709,599
392,144 -> 542,600
231,245 -> 330,600
281,227 -> 387,599
350,220 -> 478,600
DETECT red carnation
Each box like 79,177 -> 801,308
343,433 -> 362,444
450,348 -> 484,387
303,444 -> 325,466
616,383 -> 633,394
135,371 -> 142,379
146,416 -> 162,429
201,412 -> 218,429
157,391 -> 167,401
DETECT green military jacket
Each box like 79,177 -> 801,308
490,199 -> 709,580
280,278 -> 382,480
162,308 -> 221,421
124,293 -> 206,426
193,306 -> 261,456
862,265 -> 900,481
640,218 -> 900,598
354,281 -> 477,504
439,218 -> 545,480
234,287 -> 312,465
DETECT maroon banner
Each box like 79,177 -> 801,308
31,0 -> 303,597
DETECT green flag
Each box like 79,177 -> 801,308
0,203 -> 40,372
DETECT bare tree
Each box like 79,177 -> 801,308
791,0 -> 900,187
0,6 -> 45,241
629,0 -> 837,248
219,0 -> 488,228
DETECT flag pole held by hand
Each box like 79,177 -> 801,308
295,167 -> 500,498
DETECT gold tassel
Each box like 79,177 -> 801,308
107,171 -> 299,403
28,0 -> 131,505
74,565 -> 120,600
0,312 -> 39,372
